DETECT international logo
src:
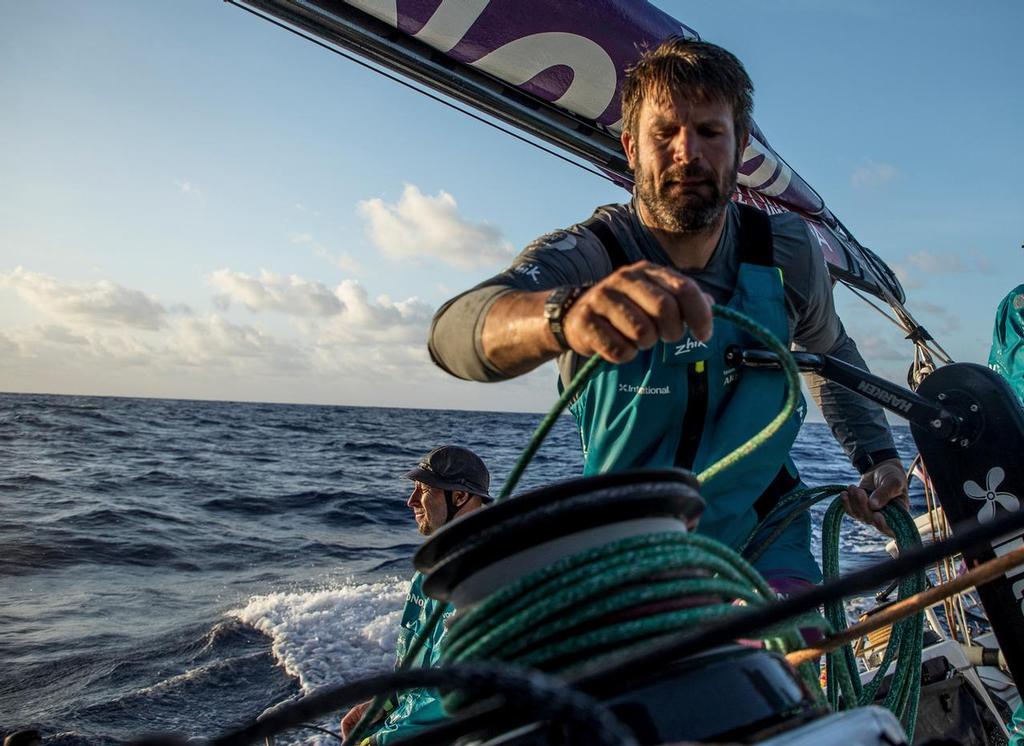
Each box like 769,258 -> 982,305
618,382 -> 670,395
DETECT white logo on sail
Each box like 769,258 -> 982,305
964,466 -> 1020,523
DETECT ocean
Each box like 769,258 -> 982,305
0,392 -> 925,743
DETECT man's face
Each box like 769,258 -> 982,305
623,92 -> 743,235
407,481 -> 448,536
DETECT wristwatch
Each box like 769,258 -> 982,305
544,286 -> 586,351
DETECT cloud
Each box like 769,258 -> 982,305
320,280 -> 433,346
891,249 -> 976,289
0,267 -> 168,330
172,315 -> 309,372
851,334 -> 910,363
175,179 -> 203,199
2,315 -> 310,376
903,251 -> 965,274
358,184 -> 513,270
973,254 -> 996,274
891,263 -> 923,290
2,266 -> 558,408
912,301 -> 960,335
207,269 -> 344,317
289,233 -> 363,275
851,160 -> 899,189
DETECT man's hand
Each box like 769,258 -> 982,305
841,458 -> 909,537
563,260 -> 713,363
341,699 -> 374,739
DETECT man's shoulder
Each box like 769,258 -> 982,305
512,202 -> 633,286
764,210 -> 821,277
767,209 -> 813,247
523,202 -> 633,255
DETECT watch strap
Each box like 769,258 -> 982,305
544,286 -> 586,351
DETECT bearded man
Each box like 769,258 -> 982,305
428,38 -> 906,592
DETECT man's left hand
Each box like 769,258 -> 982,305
841,458 -> 908,537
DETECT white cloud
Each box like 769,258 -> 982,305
207,269 -> 344,317
0,267 -> 564,411
175,179 -> 203,199
851,159 -> 899,189
358,184 -> 513,270
172,315 -> 309,372
0,267 -> 168,330
892,249 -> 975,289
319,280 -> 433,346
891,263 -> 923,290
289,232 -> 363,275
2,316 -> 309,375
904,250 -> 964,274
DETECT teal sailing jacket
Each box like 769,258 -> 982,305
369,571 -> 450,745
567,206 -> 820,582
989,284 -> 1024,407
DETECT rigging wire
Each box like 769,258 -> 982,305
226,0 -> 621,186
840,281 -> 954,365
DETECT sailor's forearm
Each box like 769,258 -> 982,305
481,290 -> 563,377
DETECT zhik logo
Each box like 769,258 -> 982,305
674,338 -> 708,356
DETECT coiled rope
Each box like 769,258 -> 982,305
347,303 -> 923,744
435,304 -> 827,714
822,500 -> 925,741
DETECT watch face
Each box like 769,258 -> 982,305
545,287 -> 570,318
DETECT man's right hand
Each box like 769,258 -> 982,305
341,699 -> 374,739
563,260 -> 713,363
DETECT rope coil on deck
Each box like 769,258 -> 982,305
345,304 -> 925,745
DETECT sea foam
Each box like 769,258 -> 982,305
229,577 -> 408,694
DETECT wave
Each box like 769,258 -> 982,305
228,577 -> 407,695
0,474 -> 60,489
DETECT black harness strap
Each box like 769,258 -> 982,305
734,202 -> 774,267
583,216 -> 631,271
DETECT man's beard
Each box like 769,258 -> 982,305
634,156 -> 738,235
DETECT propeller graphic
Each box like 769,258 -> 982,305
964,467 -> 1020,523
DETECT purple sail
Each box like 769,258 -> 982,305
241,0 -> 904,303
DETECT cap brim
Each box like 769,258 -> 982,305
402,466 -> 492,502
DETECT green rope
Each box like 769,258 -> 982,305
739,484 -> 848,564
354,304 -> 893,742
499,303 -> 803,499
439,531 -> 828,712
695,305 -> 801,485
499,354 -> 603,500
822,498 -> 925,741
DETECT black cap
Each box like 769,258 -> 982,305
403,445 -> 492,502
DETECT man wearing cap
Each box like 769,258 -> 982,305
340,445 -> 492,745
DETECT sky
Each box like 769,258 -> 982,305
2,1 -> 1022,417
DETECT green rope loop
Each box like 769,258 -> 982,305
822,498 -> 925,741
498,303 -> 802,499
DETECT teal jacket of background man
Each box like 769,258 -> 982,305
567,208 -> 820,583
989,284 -> 1024,407
367,571 -> 450,745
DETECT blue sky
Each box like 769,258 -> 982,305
2,1 -> 1022,416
